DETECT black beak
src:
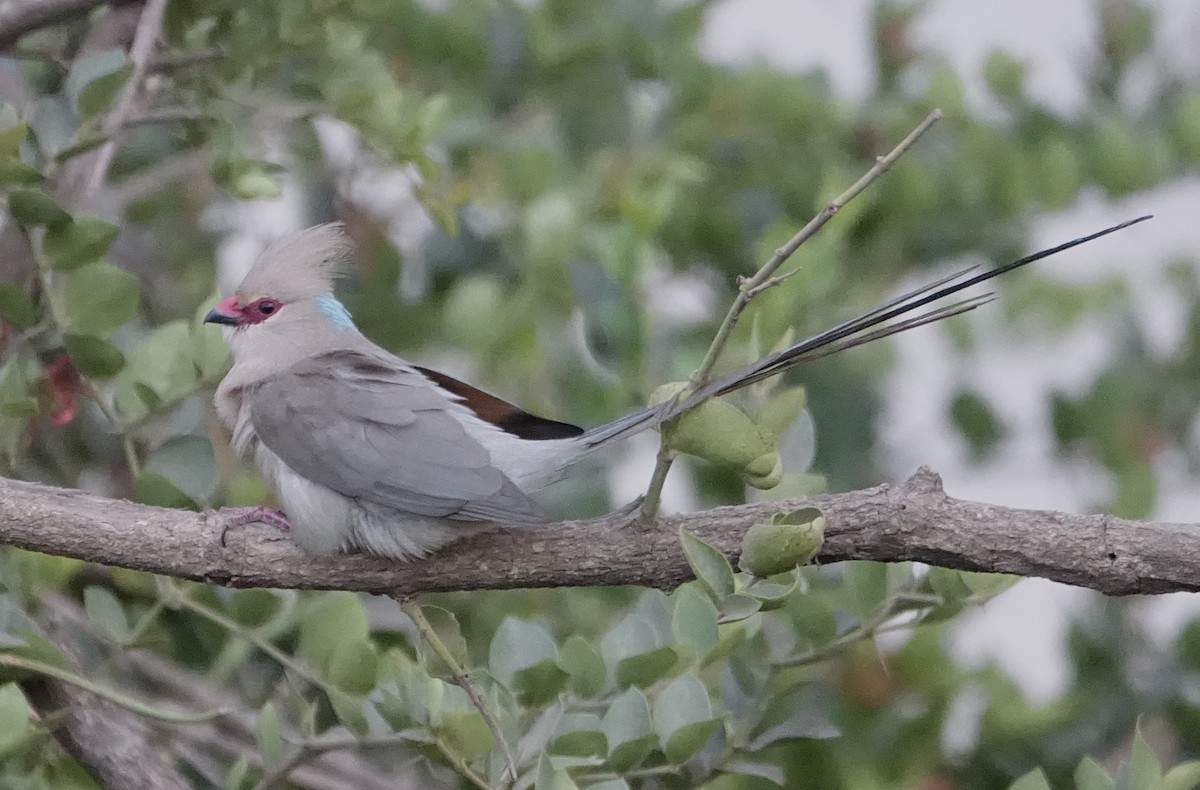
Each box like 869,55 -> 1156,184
203,308 -> 239,326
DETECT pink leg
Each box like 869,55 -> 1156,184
212,506 -> 292,547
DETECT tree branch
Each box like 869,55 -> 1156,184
24,601 -> 192,790
0,0 -> 117,52
0,468 -> 1193,596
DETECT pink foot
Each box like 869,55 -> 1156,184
211,506 -> 292,547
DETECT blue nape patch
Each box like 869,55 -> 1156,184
315,293 -> 357,331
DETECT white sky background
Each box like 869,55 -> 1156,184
701,0 -> 1200,704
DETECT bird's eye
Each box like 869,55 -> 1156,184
240,298 -> 281,325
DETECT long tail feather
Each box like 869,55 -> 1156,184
583,215 -> 1151,446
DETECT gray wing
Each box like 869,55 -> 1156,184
248,351 -> 548,525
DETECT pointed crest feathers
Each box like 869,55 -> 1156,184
238,223 -> 352,302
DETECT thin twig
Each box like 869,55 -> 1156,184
0,654 -> 224,722
638,109 -> 943,520
253,747 -> 318,790
149,47 -> 224,71
82,0 -> 169,197
402,602 -> 516,790
123,106 -> 210,128
175,591 -> 334,695
7,46 -> 67,67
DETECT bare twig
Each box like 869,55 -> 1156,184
0,0 -> 112,51
41,594 -> 416,790
149,46 -> 224,71
23,602 -> 193,790
123,106 -> 210,127
639,109 -> 943,520
82,0 -> 169,197
403,602 -> 517,789
1,654 -> 223,722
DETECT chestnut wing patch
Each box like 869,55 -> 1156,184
414,366 -> 584,441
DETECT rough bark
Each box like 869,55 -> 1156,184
1,468 -> 1196,596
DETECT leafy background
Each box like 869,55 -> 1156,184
0,0 -> 1199,788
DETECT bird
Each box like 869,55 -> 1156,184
205,216 -> 1150,560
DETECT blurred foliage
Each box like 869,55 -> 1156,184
0,0 -> 1198,788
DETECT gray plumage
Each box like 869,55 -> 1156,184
208,218 -> 1148,560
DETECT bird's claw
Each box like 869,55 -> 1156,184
210,506 -> 293,547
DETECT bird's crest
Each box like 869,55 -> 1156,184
238,223 -> 352,302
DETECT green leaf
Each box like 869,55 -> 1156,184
845,562 -> 889,620
144,435 -> 217,505
672,583 -> 719,658
212,158 -> 284,200
414,605 -> 467,677
64,334 -> 124,378
0,684 -> 33,759
61,261 -> 140,337
0,629 -> 71,680
255,702 -> 284,765
0,357 -> 38,418
679,528 -> 735,602
925,567 -> 973,604
747,708 -> 839,749
190,302 -> 232,382
328,638 -> 379,695
1076,757 -> 1116,790
615,645 -> 678,689
959,571 -> 1022,598
602,687 -> 655,772
758,385 -> 807,437
44,216 -> 120,270
739,509 -> 824,576
9,188 -> 70,227
0,159 -> 43,186
549,713 -> 607,757
1123,720 -> 1163,788
0,348 -> 38,417
132,471 -> 194,509
723,758 -> 786,787
535,751 -> 580,790
327,688 -> 368,735
0,282 -> 36,329
791,595 -> 837,646
83,586 -> 130,642
719,594 -> 762,622
489,617 -> 558,687
54,133 -> 107,162
0,104 -> 28,158
601,612 -> 663,670
584,781 -> 630,790
559,635 -> 605,699
653,672 -> 721,764
1163,761 -> 1200,790
225,756 -> 251,790
437,708 -> 493,762
227,589 -> 283,628
746,572 -> 801,611
298,592 -> 369,674
66,48 -> 131,119
1009,769 -> 1053,790
513,659 -> 571,707
113,321 -> 195,419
